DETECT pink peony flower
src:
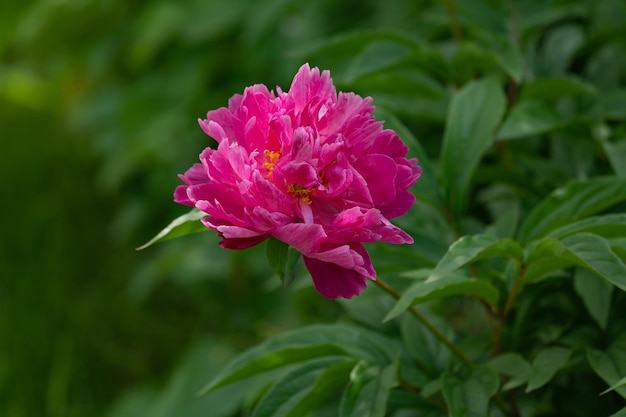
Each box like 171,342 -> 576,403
175,64 -> 421,299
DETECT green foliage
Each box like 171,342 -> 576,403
5,0 -> 626,416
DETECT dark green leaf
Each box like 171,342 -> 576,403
266,237 -> 303,287
252,358 -> 355,417
384,274 -> 500,322
574,268 -> 613,330
496,100 -> 565,140
487,353 -> 531,390
600,375 -> 626,396
520,77 -> 596,102
610,408 -> 626,417
136,208 -> 207,250
526,347 -> 571,392
400,314 -> 453,376
548,213 -> 626,240
441,365 -> 499,417
517,177 -> 626,244
439,76 -> 506,218
340,359 -> 399,417
201,324 -> 399,393
588,334 -> 626,400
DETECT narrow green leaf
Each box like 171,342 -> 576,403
441,365 -> 499,417
601,375 -> 626,396
252,358 -> 355,417
587,333 -> 626,400
266,237 -> 302,287
136,208 -> 207,250
384,274 -> 500,322
517,177 -> 626,244
574,268 -> 614,330
496,100 -> 565,140
439,76 -> 506,218
526,347 -> 571,392
340,359 -> 399,417
201,324 -> 399,394
429,234 -> 524,282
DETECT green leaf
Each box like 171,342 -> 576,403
587,334 -> 626,399
266,237 -> 303,288
439,76 -> 506,218
429,234 -> 524,281
548,213 -> 626,240
520,76 -> 596,102
609,407 -> 626,417
526,347 -> 571,392
201,324 -> 399,393
487,353 -> 532,390
496,100 -> 566,140
441,365 -> 499,417
339,359 -> 399,417
601,375 -> 626,396
136,208 -> 207,250
574,268 -> 614,330
562,233 -> 626,292
517,177 -> 626,244
252,358 -> 355,417
524,234 -> 626,290
401,314 -> 453,376
384,274 -> 500,322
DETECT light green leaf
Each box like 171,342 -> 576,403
517,177 -> 626,244
439,76 -> 506,218
441,365 -> 499,417
201,324 -> 399,393
588,334 -> 626,400
574,268 -> 614,330
136,208 -> 207,250
252,358 -> 355,417
429,234 -> 524,281
266,237 -> 303,288
526,347 -> 571,392
339,359 -> 399,417
496,100 -> 566,140
384,274 -> 500,322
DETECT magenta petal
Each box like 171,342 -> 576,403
303,256 -> 368,299
272,223 -> 327,254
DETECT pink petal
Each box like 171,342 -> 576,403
272,223 -> 327,254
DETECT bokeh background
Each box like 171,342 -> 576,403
1,1 -> 428,416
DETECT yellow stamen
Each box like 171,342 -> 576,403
288,184 -> 312,205
262,149 -> 281,177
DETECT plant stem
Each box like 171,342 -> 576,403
442,0 -> 464,43
375,278 -> 472,367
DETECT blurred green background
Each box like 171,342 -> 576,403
0,1 -> 426,416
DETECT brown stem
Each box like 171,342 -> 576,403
375,278 -> 472,367
442,0 -> 464,43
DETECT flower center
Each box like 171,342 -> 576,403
288,184 -> 312,205
262,149 -> 281,178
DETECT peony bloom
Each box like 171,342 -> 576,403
175,64 -> 421,299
